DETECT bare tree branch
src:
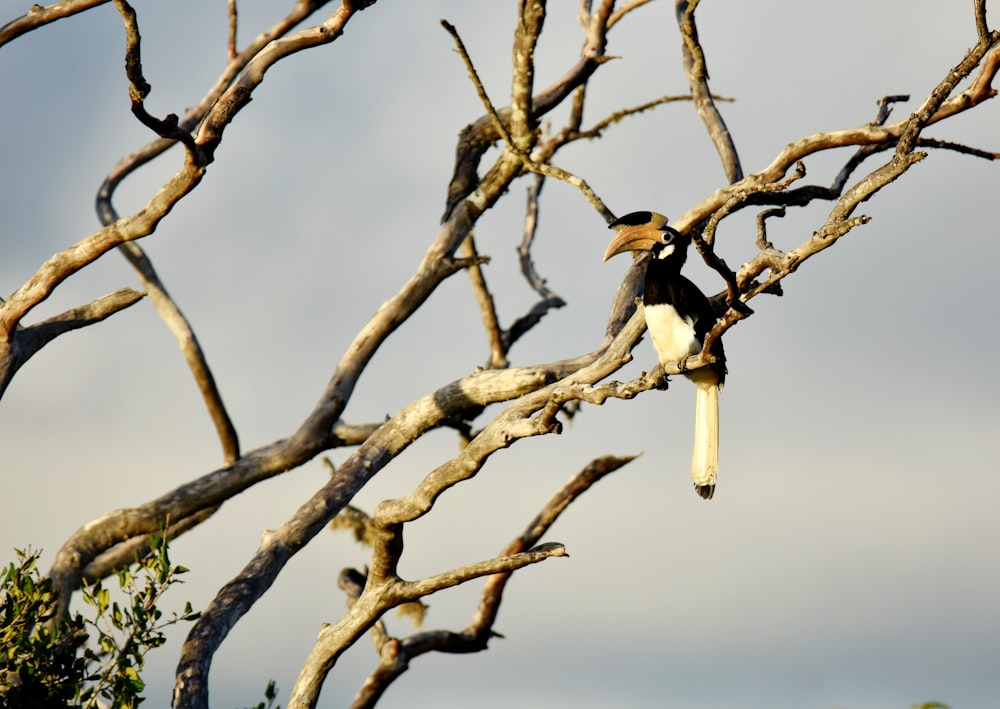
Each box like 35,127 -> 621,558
117,243 -> 240,463
443,17 -> 616,222
112,0 -> 200,157
95,2 -> 337,222
86,3 -> 365,472
0,0 -> 109,47
738,94 -> 999,212
674,32 -> 1000,238
459,233 -> 508,369
440,0 -> 625,222
0,156 -> 206,343
518,175 -> 554,299
0,289 -> 145,396
299,452 -> 637,708
2,3 -> 996,708
81,507 -> 218,581
194,1 -> 381,160
675,0 -> 743,183
496,174 -> 569,354
173,273 -> 643,708
509,0 -> 546,151
608,0 -> 655,30
226,0 -> 238,61
292,544 -> 567,709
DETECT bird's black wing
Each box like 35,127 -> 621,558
658,274 -> 727,386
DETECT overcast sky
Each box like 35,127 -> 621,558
2,2 -> 998,708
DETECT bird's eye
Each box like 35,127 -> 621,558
660,226 -> 681,244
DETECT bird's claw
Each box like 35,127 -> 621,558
650,364 -> 670,390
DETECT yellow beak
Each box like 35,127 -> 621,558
602,223 -> 669,261
603,211 -> 673,261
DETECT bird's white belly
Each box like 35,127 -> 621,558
643,302 -> 700,365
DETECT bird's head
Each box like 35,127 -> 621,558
603,211 -> 686,262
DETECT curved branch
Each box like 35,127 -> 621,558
675,0 -> 743,182
458,234 -> 507,369
346,451 -> 634,709
0,157 -> 205,340
195,1 -> 380,159
171,244 -> 645,708
112,0 -> 200,157
500,175 -> 567,353
0,0 -> 109,47
117,243 -> 240,463
89,5 -> 351,470
81,507 -> 218,581
172,361 -> 582,708
284,308 -> 651,708
675,33 -> 1000,235
292,545 -> 567,709
440,0 -> 622,222
40,2 -> 384,597
0,289 -> 145,397
95,1 -> 335,224
373,309 -> 648,530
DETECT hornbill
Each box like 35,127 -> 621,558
603,211 -> 726,500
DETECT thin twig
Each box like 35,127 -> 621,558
755,207 -> 785,251
117,242 -> 241,463
872,94 -> 911,126
608,0 -> 654,30
442,18 -> 617,222
459,233 -> 508,369
227,0 -> 238,60
0,289 -> 146,397
500,174 -> 568,353
518,174 -> 554,299
112,0 -> 201,158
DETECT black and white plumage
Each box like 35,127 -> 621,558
603,211 -> 726,500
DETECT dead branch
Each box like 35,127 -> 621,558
0,0 -> 109,47
0,156 -> 206,343
296,450 -> 635,708
676,0 -> 743,183
676,33 -> 1000,237
351,449 -> 632,703
440,0 -> 627,222
172,264 -> 644,708
459,234 -> 508,369
117,243 -> 240,464
112,0 -> 200,156
0,4 -> 995,709
291,544 -> 566,708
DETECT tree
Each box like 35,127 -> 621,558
2,1 -> 998,707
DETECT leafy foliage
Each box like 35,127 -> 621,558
0,535 -> 199,708
238,679 -> 282,709
0,549 -> 87,706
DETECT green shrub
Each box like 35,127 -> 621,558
0,535 -> 198,708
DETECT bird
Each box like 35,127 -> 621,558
603,211 -> 726,500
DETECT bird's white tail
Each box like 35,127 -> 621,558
692,380 -> 719,499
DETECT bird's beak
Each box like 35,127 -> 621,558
603,224 -> 670,261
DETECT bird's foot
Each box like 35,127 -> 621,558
650,363 -> 670,390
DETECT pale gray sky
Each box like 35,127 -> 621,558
2,2 -> 998,708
